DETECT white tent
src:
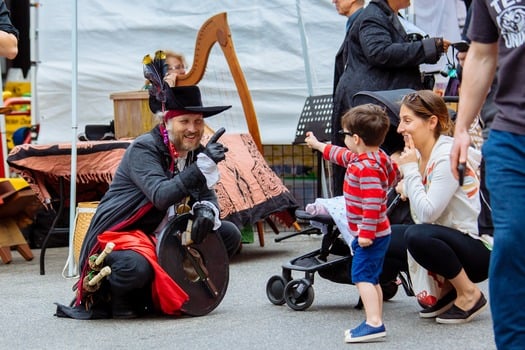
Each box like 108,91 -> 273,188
34,1 -> 466,145
35,0 -> 345,145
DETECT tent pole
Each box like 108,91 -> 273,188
29,2 -> 40,130
296,0 -> 313,96
66,0 -> 79,277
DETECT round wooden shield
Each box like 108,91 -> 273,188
156,213 -> 229,316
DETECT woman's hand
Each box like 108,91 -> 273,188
164,72 -> 177,87
397,134 -> 418,166
395,179 -> 407,201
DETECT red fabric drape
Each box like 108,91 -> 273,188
98,230 -> 189,314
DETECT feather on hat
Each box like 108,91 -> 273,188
143,50 -> 231,118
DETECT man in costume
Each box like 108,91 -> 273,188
56,84 -> 242,319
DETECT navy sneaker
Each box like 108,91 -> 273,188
344,321 -> 386,343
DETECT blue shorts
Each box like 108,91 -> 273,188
351,235 -> 391,284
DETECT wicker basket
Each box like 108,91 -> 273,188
73,201 -> 99,264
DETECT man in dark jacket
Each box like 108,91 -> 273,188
330,0 -> 364,196
331,0 -> 449,195
56,84 -> 241,319
332,0 -> 364,96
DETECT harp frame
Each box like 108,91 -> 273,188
175,12 -> 263,154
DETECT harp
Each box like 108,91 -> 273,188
174,12 -> 300,246
175,12 -> 262,153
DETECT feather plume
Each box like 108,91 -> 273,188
143,50 -> 169,106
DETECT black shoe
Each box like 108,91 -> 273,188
112,307 -> 138,319
419,289 -> 457,318
111,295 -> 138,319
436,292 -> 488,324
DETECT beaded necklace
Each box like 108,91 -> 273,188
159,123 -> 191,213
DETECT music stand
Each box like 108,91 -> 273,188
293,95 -> 333,198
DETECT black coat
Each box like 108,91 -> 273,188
79,126 -> 216,267
332,0 -> 442,139
333,8 -> 364,96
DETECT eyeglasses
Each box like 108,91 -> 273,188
167,65 -> 186,71
403,92 -> 433,112
338,130 -> 353,137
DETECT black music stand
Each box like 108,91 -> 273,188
293,94 -> 333,198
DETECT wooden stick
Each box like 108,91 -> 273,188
183,219 -> 193,246
94,242 -> 115,266
82,266 -> 112,293
87,266 -> 112,286
88,242 -> 115,271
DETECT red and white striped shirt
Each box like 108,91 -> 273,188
324,145 -> 400,240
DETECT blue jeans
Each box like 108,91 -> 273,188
483,130 -> 525,349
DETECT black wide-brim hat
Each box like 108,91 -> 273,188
149,85 -> 231,118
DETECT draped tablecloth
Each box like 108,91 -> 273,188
7,134 -> 297,228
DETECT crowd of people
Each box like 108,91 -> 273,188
324,0 -> 519,347
2,0 -> 521,348
48,1 -> 519,348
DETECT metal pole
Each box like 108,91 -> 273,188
296,0 -> 313,96
67,0 -> 79,277
29,2 -> 40,131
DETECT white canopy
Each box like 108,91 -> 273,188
35,0 -> 345,145
34,1 -> 465,145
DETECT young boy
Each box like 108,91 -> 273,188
305,103 -> 399,343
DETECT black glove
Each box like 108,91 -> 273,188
191,204 -> 215,244
203,127 -> 228,163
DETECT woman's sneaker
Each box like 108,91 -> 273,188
419,289 -> 457,318
344,321 -> 386,343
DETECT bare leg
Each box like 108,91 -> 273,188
376,284 -> 383,317
448,268 -> 482,310
356,282 -> 383,326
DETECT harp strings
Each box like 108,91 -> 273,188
199,45 -> 250,135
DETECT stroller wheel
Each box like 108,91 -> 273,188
284,278 -> 315,311
381,280 -> 399,301
266,275 -> 287,305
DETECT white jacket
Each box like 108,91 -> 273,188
400,135 -> 482,236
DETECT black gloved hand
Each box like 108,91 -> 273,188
191,204 -> 215,244
203,127 -> 228,163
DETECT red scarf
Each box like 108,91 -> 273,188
97,230 -> 189,314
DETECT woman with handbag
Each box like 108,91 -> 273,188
381,90 -> 491,324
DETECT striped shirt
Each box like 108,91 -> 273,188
325,145 -> 400,240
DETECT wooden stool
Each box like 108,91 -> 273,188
0,218 -> 33,264
0,180 -> 41,264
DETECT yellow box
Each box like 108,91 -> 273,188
3,81 -> 31,97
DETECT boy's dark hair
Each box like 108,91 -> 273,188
341,104 -> 390,147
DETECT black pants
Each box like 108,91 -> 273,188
105,220 -> 241,301
382,224 -> 490,283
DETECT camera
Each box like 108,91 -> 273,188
452,40 -> 470,52
440,63 -> 457,78
406,33 -> 425,42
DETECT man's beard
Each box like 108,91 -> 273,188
168,130 -> 201,153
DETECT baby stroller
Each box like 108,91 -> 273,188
265,89 -> 416,311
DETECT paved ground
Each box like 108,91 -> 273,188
0,232 -> 496,350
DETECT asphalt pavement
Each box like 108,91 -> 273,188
0,231 -> 496,350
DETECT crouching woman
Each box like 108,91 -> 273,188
382,90 -> 491,324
